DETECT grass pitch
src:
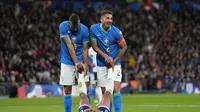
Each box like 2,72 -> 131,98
0,94 -> 200,112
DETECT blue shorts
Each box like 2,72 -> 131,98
98,105 -> 110,112
78,105 -> 90,112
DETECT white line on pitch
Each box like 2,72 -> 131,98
130,104 -> 200,108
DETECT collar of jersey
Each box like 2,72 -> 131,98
67,21 -> 79,34
100,23 -> 111,32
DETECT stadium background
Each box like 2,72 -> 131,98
0,0 -> 200,111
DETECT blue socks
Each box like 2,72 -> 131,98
110,100 -> 112,112
114,93 -> 122,112
64,94 -> 72,112
87,92 -> 91,104
91,88 -> 97,100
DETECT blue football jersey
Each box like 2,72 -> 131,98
90,23 -> 123,67
59,21 -> 89,65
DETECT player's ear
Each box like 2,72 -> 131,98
100,16 -> 103,22
68,21 -> 72,27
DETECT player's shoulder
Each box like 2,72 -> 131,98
111,25 -> 121,32
90,23 -> 100,30
80,23 -> 88,30
59,21 -> 69,29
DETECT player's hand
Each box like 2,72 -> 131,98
106,62 -> 114,71
105,55 -> 113,64
84,64 -> 89,74
89,63 -> 96,68
75,62 -> 84,73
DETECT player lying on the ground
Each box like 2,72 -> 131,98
78,64 -> 114,112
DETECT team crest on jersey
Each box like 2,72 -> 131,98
104,37 -> 110,53
72,35 -> 77,43
104,37 -> 109,46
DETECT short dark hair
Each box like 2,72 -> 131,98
101,10 -> 113,17
69,14 -> 80,26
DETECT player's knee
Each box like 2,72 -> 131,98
104,91 -> 112,97
80,93 -> 87,99
64,86 -> 72,94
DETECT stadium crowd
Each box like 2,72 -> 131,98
0,2 -> 200,91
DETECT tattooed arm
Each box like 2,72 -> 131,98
113,38 -> 127,65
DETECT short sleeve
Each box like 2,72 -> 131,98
115,28 -> 125,45
90,26 -> 96,40
82,27 -> 89,43
115,28 -> 123,41
59,22 -> 69,38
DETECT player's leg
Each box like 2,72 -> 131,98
84,72 -> 91,104
63,86 -> 72,112
96,67 -> 107,104
60,64 -> 76,112
97,91 -> 111,112
90,72 -> 98,103
78,72 -> 91,112
113,65 -> 122,112
97,67 -> 114,112
78,73 -> 90,112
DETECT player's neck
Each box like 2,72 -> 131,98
101,24 -> 110,32
103,26 -> 109,31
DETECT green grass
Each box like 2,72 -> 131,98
0,94 -> 200,112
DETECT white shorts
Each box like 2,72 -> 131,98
97,65 -> 122,87
84,72 -> 96,85
59,63 -> 76,85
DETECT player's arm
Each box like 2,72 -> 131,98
91,40 -> 106,58
89,62 -> 96,68
82,28 -> 90,72
113,31 -> 127,65
83,42 -> 89,72
63,38 -> 79,64
64,38 -> 84,72
90,28 -> 113,63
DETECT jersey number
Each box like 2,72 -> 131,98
106,47 -> 110,53
73,44 -> 77,50
117,70 -> 120,76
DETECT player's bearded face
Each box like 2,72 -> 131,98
101,14 -> 113,28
